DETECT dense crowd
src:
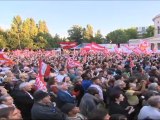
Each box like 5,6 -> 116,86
0,50 -> 160,120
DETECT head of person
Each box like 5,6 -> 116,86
0,87 -> 8,96
92,77 -> 101,85
58,82 -> 69,91
76,70 -> 83,76
114,80 -> 126,89
59,68 -> 65,75
23,67 -> 30,73
114,75 -> 123,81
148,83 -> 159,91
0,107 -> 22,120
33,90 -> 51,105
62,76 -> 71,84
151,66 -> 157,72
128,76 -> 138,83
61,103 -> 80,116
147,95 -> 160,109
19,73 -> 29,82
110,114 -> 127,120
149,76 -> 158,83
0,94 -> 14,106
68,69 -> 75,74
84,70 -> 92,80
88,108 -> 110,120
111,92 -> 124,103
122,73 -> 129,80
29,72 -> 37,80
73,76 -> 83,85
129,83 -> 137,90
87,87 -> 99,98
5,71 -> 14,78
19,82 -> 32,92
47,76 -> 58,86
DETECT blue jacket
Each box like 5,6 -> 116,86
82,80 -> 92,92
56,90 -> 75,108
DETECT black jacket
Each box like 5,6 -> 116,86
31,102 -> 66,120
12,90 -> 34,120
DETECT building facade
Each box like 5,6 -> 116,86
153,14 -> 160,36
129,14 -> 160,50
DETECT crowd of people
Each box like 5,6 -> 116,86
0,49 -> 160,120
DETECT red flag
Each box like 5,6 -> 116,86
34,60 -> 49,91
83,42 -> 104,51
0,53 -> 14,65
104,48 -> 110,56
39,60 -> 51,77
35,75 -> 47,91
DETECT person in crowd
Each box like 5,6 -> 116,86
109,92 -> 134,118
2,77 -> 14,95
0,107 -> 22,120
79,87 -> 102,117
68,69 -> 77,82
72,76 -> 84,106
56,82 -> 76,108
110,114 -> 127,120
138,95 -> 160,119
0,94 -> 15,108
56,68 -> 67,83
31,90 -> 66,120
81,70 -> 93,92
61,103 -> 86,120
109,80 -> 126,97
12,82 -> 34,120
125,80 -> 146,106
89,77 -> 103,101
0,86 -> 8,96
87,108 -> 110,120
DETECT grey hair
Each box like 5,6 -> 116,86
0,94 -> 11,103
148,83 -> 158,91
114,80 -> 124,87
19,82 -> 30,90
148,95 -> 160,107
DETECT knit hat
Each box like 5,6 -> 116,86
61,103 -> 76,114
33,90 -> 49,102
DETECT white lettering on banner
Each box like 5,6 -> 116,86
35,76 -> 47,91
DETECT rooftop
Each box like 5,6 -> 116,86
153,14 -> 160,21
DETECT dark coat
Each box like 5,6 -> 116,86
31,103 -> 66,120
56,90 -> 75,109
79,93 -> 101,117
109,102 -> 128,115
12,90 -> 34,120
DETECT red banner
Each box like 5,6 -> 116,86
59,42 -> 77,49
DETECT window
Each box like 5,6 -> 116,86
158,26 -> 160,34
158,43 -> 160,50
151,43 -> 155,50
